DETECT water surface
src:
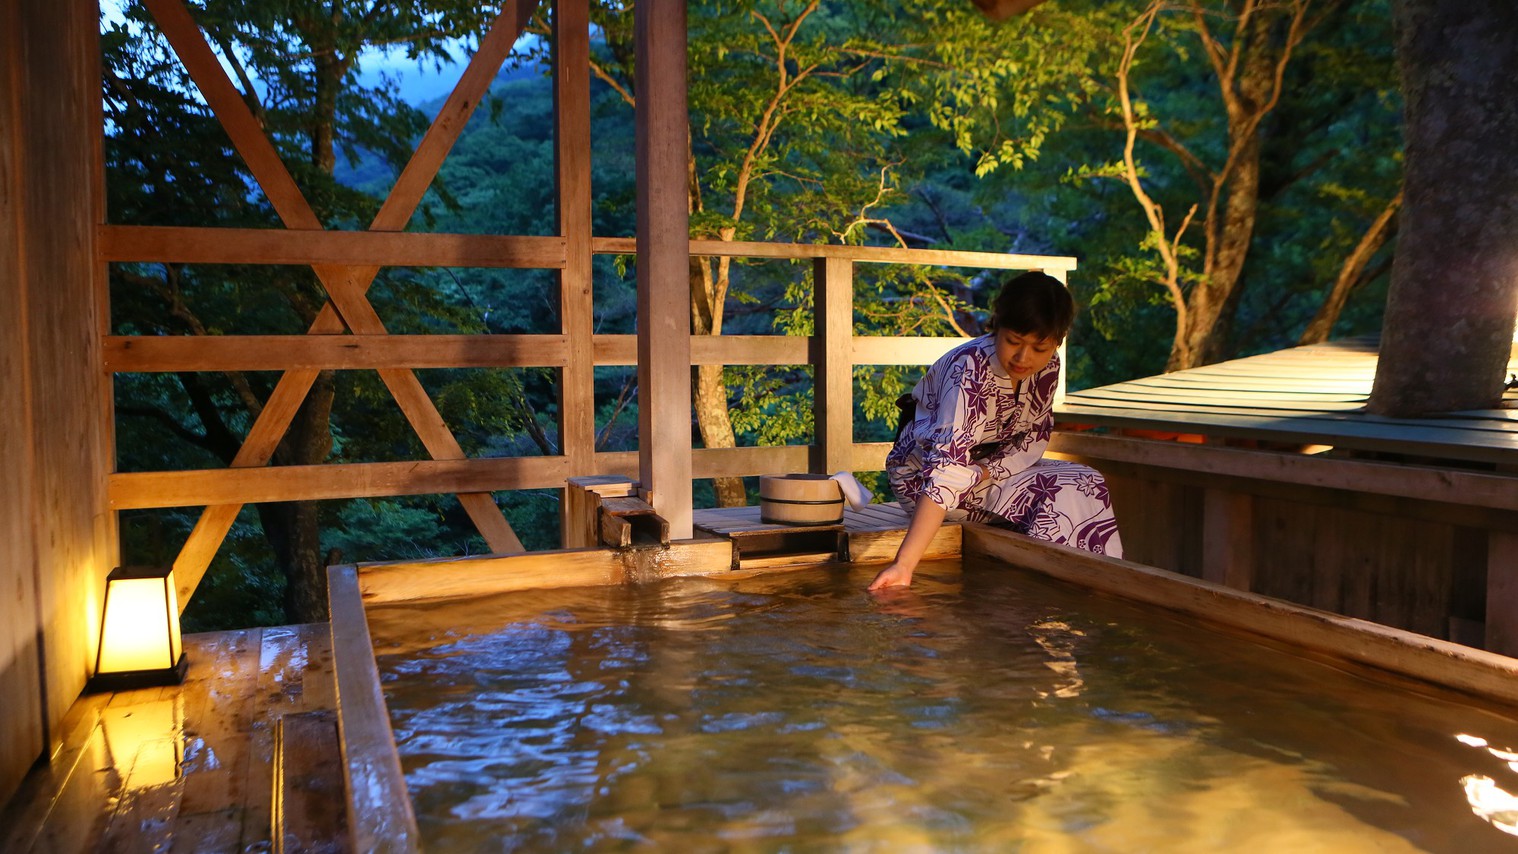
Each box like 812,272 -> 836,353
369,559 -> 1518,852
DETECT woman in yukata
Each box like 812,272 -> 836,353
868,271 -> 1124,591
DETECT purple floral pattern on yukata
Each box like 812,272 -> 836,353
887,335 -> 1124,558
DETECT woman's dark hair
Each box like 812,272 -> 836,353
988,271 -> 1076,342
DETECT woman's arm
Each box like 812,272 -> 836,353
867,498 -> 948,590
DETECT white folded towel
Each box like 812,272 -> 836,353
829,472 -> 873,511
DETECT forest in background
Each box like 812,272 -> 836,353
101,0 -> 1402,630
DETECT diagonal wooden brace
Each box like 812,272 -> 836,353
141,0 -> 539,608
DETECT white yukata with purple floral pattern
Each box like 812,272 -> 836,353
887,335 -> 1124,558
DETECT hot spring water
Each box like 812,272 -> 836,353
367,559 -> 1518,851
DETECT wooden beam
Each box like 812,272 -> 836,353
964,524 -> 1518,707
813,257 -> 853,474
111,456 -> 570,510
555,0 -> 596,534
592,236 -> 1079,271
354,539 -> 736,606
99,225 -> 565,269
104,334 -> 571,372
326,567 -> 421,853
634,0 -> 693,538
593,333 -> 810,366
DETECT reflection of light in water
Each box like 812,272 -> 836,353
101,697 -> 184,789
1461,775 -> 1518,836
1455,733 -> 1518,836
1027,619 -> 1084,699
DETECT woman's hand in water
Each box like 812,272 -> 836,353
868,562 -> 914,591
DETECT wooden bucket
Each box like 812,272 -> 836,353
759,474 -> 844,525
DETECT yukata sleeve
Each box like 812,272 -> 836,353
981,356 -> 1058,479
914,354 -> 995,511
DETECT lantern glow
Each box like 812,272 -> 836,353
89,566 -> 187,691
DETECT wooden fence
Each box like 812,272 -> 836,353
101,223 -> 1076,604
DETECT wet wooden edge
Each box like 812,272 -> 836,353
327,565 -> 420,853
964,523 -> 1518,709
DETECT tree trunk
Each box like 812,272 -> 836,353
1169,8 -> 1275,371
262,370 -> 336,622
688,256 -> 747,507
1299,190 -> 1401,346
1368,2 -> 1518,416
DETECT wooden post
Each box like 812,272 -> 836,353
554,0 -> 595,545
634,0 -> 693,539
1486,530 -> 1518,656
1201,488 -> 1254,591
813,256 -> 853,475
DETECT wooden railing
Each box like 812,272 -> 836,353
104,229 -> 1075,512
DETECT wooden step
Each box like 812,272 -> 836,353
272,710 -> 352,854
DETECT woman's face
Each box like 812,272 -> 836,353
995,329 -> 1058,380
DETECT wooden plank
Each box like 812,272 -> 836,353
326,567 -> 422,853
98,694 -> 187,852
1048,432 -> 1518,512
555,0 -> 597,519
111,455 -> 571,510
1065,392 -> 1364,415
963,524 -> 1518,707
9,0 -> 111,780
1073,385 -> 1370,405
813,257 -> 854,475
850,441 -> 893,473
100,225 -> 565,268
592,236 -> 1079,271
634,0 -> 693,539
593,333 -> 811,366
104,334 -> 572,372
1486,531 -> 1518,657
171,629 -> 263,846
848,522 -> 962,565
353,539 -> 737,605
272,711 -> 351,854
0,690 -> 112,853
1249,496 -> 1321,611
1054,405 -> 1518,465
738,552 -> 842,571
1201,489 -> 1253,591
0,0 -> 46,810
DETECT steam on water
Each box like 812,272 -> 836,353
368,559 -> 1518,851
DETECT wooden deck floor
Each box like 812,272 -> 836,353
1057,339 -> 1518,465
0,624 -> 335,854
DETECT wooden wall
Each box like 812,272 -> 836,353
0,0 -> 112,807
1067,439 -> 1514,652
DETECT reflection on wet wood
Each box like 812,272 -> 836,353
0,624 -> 336,853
